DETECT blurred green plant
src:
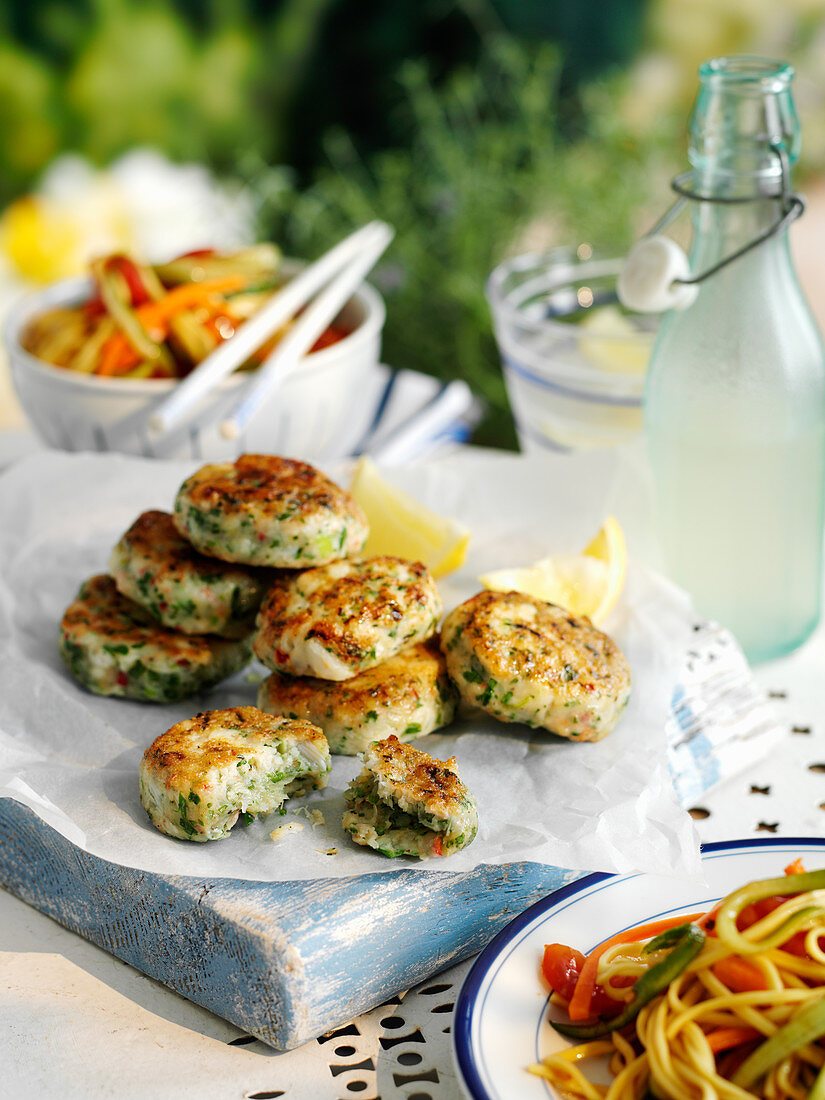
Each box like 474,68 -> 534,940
253,37 -> 672,447
0,0 -> 669,447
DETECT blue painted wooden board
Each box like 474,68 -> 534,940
0,797 -> 582,1050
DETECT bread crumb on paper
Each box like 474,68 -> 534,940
270,822 -> 305,841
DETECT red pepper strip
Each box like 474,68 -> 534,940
107,254 -> 152,307
310,324 -> 351,352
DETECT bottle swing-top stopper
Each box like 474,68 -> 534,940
617,236 -> 699,314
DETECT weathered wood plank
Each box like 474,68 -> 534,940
0,797 -> 581,1049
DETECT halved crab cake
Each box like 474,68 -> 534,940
110,510 -> 270,638
342,735 -> 478,859
173,453 -> 367,567
254,556 -> 443,681
139,706 -> 330,841
441,590 -> 631,741
257,637 -> 458,755
59,575 -> 252,703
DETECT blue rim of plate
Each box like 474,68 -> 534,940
453,837 -> 825,1100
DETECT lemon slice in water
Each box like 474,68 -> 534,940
577,306 -> 652,375
479,516 -> 626,625
349,456 -> 470,578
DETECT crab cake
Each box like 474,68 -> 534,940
110,510 -> 269,638
254,556 -> 443,681
343,735 -> 477,859
257,638 -> 458,755
441,590 -> 631,741
59,575 -> 252,703
139,706 -> 331,841
173,454 -> 367,567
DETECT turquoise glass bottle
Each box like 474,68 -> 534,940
645,57 -> 825,663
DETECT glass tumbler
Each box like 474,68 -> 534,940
486,247 -> 657,452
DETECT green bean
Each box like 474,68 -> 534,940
810,1062 -> 825,1100
731,994 -> 825,1089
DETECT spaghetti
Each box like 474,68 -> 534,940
529,866 -> 825,1099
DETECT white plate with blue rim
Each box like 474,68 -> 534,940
452,837 -> 825,1100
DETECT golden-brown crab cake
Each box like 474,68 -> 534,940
139,706 -> 331,841
110,510 -> 270,638
173,453 -> 368,567
254,556 -> 443,681
441,590 -> 631,741
342,735 -> 478,859
257,638 -> 458,755
58,575 -> 252,704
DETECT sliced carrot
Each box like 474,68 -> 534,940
135,276 -> 245,327
705,1026 -> 762,1054
567,911 -> 708,1022
98,335 -> 141,376
712,955 -> 768,992
94,277 -> 245,376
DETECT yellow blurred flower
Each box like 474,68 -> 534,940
0,184 -> 131,284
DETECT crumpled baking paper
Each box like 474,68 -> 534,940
0,448 -> 715,882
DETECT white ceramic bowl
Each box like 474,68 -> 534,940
5,270 -> 385,461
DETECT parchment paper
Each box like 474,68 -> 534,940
0,448 -> 705,881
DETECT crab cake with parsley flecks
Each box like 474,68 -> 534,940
257,637 -> 458,754
441,590 -> 631,741
173,454 -> 367,567
139,706 -> 330,841
254,556 -> 443,681
342,735 -> 477,859
59,575 -> 252,703
110,510 -> 270,638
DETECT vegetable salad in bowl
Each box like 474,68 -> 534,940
5,244 -> 384,460
20,246 -> 350,380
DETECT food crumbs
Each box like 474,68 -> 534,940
294,806 -> 326,828
269,822 -> 304,841
317,847 -> 338,856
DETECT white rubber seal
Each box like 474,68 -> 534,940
617,236 -> 699,313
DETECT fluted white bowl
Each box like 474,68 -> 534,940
5,270 -> 385,461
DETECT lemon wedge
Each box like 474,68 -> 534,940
349,455 -> 470,578
577,306 -> 652,376
479,515 -> 627,625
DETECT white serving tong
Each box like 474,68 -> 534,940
147,220 -> 394,443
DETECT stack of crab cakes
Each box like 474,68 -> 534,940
254,555 -> 458,754
58,454 -> 369,705
171,453 -> 457,751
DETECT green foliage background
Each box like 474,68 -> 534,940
0,0 -> 670,446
